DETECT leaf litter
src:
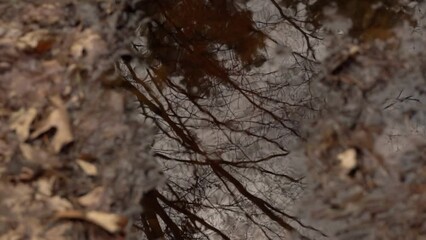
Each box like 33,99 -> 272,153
30,96 -> 74,153
0,1 -> 163,239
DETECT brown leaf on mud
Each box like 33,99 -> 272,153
78,187 -> 104,208
30,96 -> 73,153
76,159 -> 98,176
16,29 -> 55,54
48,196 -> 73,211
55,210 -> 128,234
337,148 -> 357,172
10,108 -> 37,141
36,176 -> 56,197
17,165 -> 41,181
19,143 -> 36,161
19,143 -> 62,170
70,29 -> 107,65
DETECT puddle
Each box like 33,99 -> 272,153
280,0 -> 417,42
126,0 -> 426,239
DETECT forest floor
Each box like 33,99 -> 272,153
295,40 -> 426,239
0,2 -> 162,239
1,1 -> 426,240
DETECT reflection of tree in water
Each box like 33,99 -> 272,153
135,0 -> 266,98
279,0 -> 416,41
121,0 -> 323,239
119,0 -> 420,239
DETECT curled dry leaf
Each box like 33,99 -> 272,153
49,196 -> 73,211
78,186 -> 104,208
36,177 -> 56,197
55,210 -> 128,234
30,96 -> 73,153
17,166 -> 40,181
76,159 -> 98,176
337,148 -> 357,172
16,29 -> 55,53
86,211 -> 128,233
10,108 -> 37,141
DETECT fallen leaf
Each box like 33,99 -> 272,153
19,143 -> 62,169
10,108 -> 37,141
17,29 -> 55,53
20,143 -> 36,161
348,45 -> 360,55
337,148 -> 357,171
76,159 -> 98,176
18,166 -> 39,181
78,187 -> 104,208
36,177 -> 56,196
86,211 -> 128,233
55,210 -> 127,234
30,96 -> 73,153
49,196 -> 73,211
70,29 -> 106,64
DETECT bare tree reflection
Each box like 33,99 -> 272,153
116,0 -> 415,238
277,0 -> 416,41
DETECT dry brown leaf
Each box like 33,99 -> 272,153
19,143 -> 62,170
31,96 -> 73,153
76,159 -> 98,176
85,211 -> 128,233
16,29 -> 54,53
49,196 -> 73,211
18,166 -> 39,181
337,148 -> 357,171
20,143 -> 36,161
10,108 -> 37,141
78,187 -> 104,208
55,210 -> 127,234
17,29 -> 47,49
36,177 -> 56,196
70,29 -> 106,63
